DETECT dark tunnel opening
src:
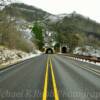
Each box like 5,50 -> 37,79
45,48 -> 54,54
61,47 -> 67,53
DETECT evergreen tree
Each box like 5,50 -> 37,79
32,22 -> 44,50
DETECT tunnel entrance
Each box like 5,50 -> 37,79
61,47 -> 67,53
45,48 -> 53,54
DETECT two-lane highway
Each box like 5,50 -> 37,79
0,54 -> 100,100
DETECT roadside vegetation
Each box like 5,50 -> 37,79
0,1 -> 100,54
32,22 -> 44,50
0,0 -> 34,53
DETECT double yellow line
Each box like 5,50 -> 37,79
42,57 -> 59,100
42,57 -> 49,100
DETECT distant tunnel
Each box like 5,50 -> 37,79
61,47 -> 67,53
45,48 -> 54,54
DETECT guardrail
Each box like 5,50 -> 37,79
62,53 -> 100,63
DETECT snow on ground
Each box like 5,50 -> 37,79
46,15 -> 60,22
57,13 -> 69,19
0,46 -> 42,69
20,50 -> 42,61
73,46 -> 100,57
19,26 -> 32,39
0,53 -> 41,67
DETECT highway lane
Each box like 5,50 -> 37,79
52,54 -> 100,100
0,54 -> 48,100
0,54 -> 100,100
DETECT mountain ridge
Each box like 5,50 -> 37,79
1,3 -> 100,49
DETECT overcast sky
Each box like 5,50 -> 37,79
17,0 -> 100,23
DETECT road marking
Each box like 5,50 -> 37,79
42,57 -> 49,100
85,67 -> 100,73
64,55 -> 100,76
78,65 -> 100,76
50,58 -> 59,100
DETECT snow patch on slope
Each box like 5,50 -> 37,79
0,46 -> 42,69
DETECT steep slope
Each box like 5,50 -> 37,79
3,3 -> 51,22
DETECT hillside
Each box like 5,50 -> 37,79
2,3 -> 100,37
0,3 -> 100,52
60,12 -> 100,36
3,3 -> 51,22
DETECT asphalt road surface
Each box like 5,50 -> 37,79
0,54 -> 100,100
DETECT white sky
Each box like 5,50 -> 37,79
17,0 -> 100,23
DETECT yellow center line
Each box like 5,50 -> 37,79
50,58 -> 59,100
42,57 -> 49,100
